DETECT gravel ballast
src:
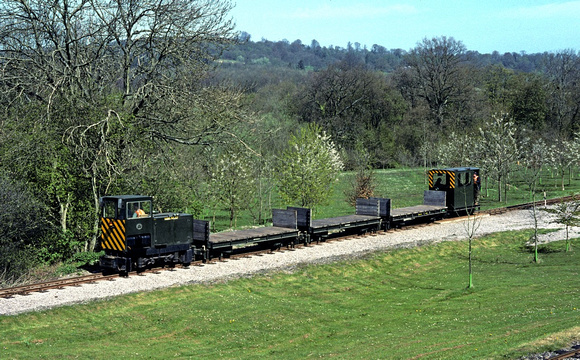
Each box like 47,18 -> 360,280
0,208 -> 576,316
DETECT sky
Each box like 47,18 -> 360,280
229,0 -> 580,54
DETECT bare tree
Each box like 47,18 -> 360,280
344,147 -> 376,206
543,200 -> 580,253
464,210 -> 483,289
405,36 -> 467,126
0,0 -> 242,251
521,138 -> 549,262
543,50 -> 580,138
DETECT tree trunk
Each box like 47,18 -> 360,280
468,238 -> 473,288
58,193 -> 71,232
566,225 -> 570,252
497,174 -> 502,202
88,174 -> 100,253
532,196 -> 539,263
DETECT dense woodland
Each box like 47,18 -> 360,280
1,0 -> 580,284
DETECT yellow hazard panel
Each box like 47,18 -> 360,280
100,218 -> 126,251
428,170 -> 456,189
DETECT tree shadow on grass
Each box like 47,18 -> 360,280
381,273 -> 448,292
519,240 -> 568,254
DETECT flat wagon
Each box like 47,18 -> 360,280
192,209 -> 301,261
290,198 -> 387,243
387,190 -> 447,228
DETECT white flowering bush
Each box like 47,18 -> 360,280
435,131 -> 473,167
210,151 -> 256,228
478,113 -> 519,202
276,123 -> 343,208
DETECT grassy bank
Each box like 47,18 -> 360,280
2,230 -> 579,359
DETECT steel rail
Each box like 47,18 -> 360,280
0,273 -> 119,298
548,347 -> 580,360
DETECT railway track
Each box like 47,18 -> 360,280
0,262 -> 213,299
0,232 -> 395,298
483,194 -> 580,215
548,348 -> 580,360
0,273 -> 119,298
0,246 -> 300,298
1,195 -> 577,299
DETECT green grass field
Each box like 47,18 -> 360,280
1,231 -> 579,359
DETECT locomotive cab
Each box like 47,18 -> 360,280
99,195 -> 193,273
428,167 -> 480,215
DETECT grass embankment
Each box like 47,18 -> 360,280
2,231 -> 579,359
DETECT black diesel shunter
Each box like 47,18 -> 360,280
99,195 -> 194,273
428,167 -> 480,214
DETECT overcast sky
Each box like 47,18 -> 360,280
229,0 -> 580,54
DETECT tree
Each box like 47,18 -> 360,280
521,137 -> 549,262
464,209 -> 483,288
299,61 -> 374,143
297,60 -> 403,168
405,36 -> 467,126
543,199 -> 580,252
483,65 -> 514,113
276,123 -> 343,208
0,177 -> 51,284
0,0 -> 241,251
509,73 -> 547,132
548,140 -> 574,191
543,50 -> 580,138
344,146 -> 376,206
209,149 -> 256,229
436,132 -> 475,168
478,113 -> 519,202
567,132 -> 580,181
0,103 -> 91,256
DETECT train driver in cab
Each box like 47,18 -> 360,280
131,203 -> 146,218
473,172 -> 481,205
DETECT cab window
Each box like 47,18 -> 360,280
127,201 -> 151,219
432,173 -> 447,190
102,200 -> 117,219
458,172 -> 472,187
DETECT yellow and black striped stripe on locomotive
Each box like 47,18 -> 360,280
428,169 -> 456,189
100,218 -> 126,251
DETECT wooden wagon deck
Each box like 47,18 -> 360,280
311,214 -> 381,229
390,204 -> 447,218
290,198 -> 386,241
209,226 -> 299,244
387,191 -> 447,227
192,208 -> 301,260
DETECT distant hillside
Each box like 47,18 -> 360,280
220,33 -> 547,73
